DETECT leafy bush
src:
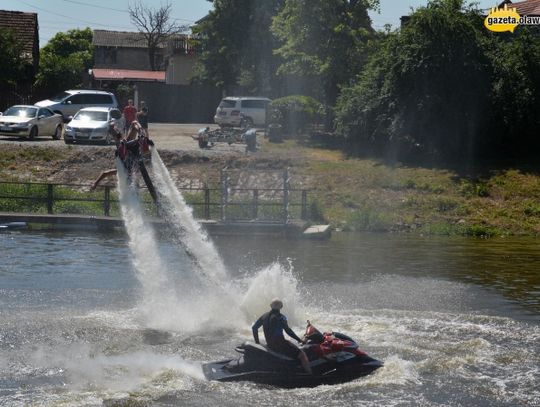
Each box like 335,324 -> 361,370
269,95 -> 325,135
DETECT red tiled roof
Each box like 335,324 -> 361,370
503,0 -> 540,15
0,10 -> 38,63
91,68 -> 165,82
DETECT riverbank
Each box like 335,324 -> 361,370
1,136 -> 539,237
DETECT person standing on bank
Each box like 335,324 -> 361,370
122,99 -> 137,135
137,100 -> 149,137
252,298 -> 313,375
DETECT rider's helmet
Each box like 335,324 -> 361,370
270,298 -> 283,310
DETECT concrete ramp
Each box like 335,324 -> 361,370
303,224 -> 331,239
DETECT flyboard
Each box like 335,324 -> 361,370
138,158 -> 158,204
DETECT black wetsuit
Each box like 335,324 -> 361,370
252,309 -> 302,358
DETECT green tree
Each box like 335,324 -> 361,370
192,0 -> 285,95
335,0 -> 493,161
35,28 -> 93,91
485,27 -> 540,157
271,0 -> 377,106
0,28 -> 31,88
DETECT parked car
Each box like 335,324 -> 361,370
35,89 -> 119,119
64,107 -> 123,144
0,105 -> 64,140
214,97 -> 271,128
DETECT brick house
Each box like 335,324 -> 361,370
0,10 -> 39,109
0,10 -> 39,78
498,0 -> 540,15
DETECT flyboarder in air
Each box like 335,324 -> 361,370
91,120 -> 158,203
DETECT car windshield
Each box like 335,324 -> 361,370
73,111 -> 108,122
49,92 -> 71,102
219,100 -> 236,108
3,106 -> 37,117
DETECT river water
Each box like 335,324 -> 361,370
0,228 -> 538,407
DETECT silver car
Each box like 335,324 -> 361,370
0,105 -> 64,140
64,107 -> 123,145
35,89 -> 119,119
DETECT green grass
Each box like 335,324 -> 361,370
270,137 -> 540,236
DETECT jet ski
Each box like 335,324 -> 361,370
203,321 -> 383,388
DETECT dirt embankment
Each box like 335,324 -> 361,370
1,141 -> 306,190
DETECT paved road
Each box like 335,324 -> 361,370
0,123 -> 250,155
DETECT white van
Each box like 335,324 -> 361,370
35,90 -> 119,119
214,97 -> 271,127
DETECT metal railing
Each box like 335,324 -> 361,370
0,181 -> 310,223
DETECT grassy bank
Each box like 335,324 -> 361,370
264,139 -> 540,237
1,142 -> 539,237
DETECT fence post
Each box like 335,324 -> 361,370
220,169 -> 225,221
47,184 -> 54,214
220,168 -> 229,221
282,168 -> 289,224
204,185 -> 210,219
104,186 -> 111,216
252,189 -> 259,220
301,190 -> 308,220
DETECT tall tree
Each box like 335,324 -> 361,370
192,0 -> 285,95
0,29 -> 29,88
271,0 -> 377,106
35,28 -> 93,92
128,1 -> 187,71
335,0 -> 494,161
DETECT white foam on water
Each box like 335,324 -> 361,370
28,344 -> 203,399
116,160 -> 180,326
150,149 -> 228,281
239,261 -> 306,326
116,153 -> 249,332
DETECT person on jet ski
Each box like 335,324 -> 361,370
252,298 -> 313,375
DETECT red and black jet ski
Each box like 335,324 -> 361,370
202,321 -> 383,388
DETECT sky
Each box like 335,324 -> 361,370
1,0 -> 501,46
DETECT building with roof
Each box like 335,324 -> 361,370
92,29 -> 197,86
0,9 -> 39,77
89,29 -> 211,123
93,29 -> 165,71
499,0 -> 540,16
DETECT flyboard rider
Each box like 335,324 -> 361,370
90,120 -> 157,202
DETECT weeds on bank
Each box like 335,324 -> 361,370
0,146 -> 66,167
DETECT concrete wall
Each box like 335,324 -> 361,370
166,55 -> 197,85
136,82 -> 222,123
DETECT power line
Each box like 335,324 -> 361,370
16,0 -> 132,28
60,0 -> 127,14
59,0 -> 198,23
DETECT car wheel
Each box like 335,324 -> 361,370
52,124 -> 62,140
29,126 -> 38,140
64,139 -> 74,145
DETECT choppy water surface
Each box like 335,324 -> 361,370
0,230 -> 538,406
